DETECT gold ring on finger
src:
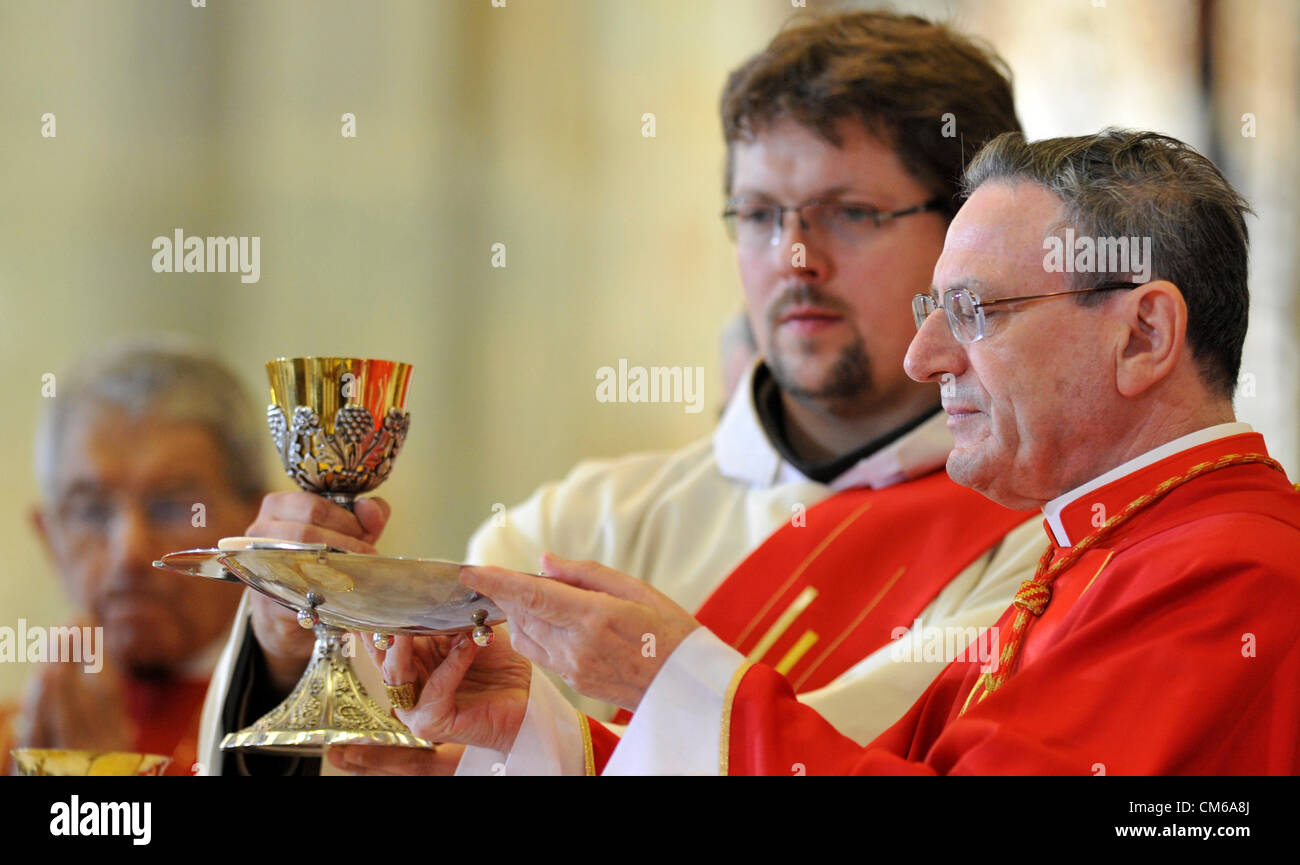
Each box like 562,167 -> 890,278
385,681 -> 417,710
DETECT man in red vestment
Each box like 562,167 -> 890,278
378,130 -> 1300,775
2,338 -> 264,775
203,11 -> 1046,776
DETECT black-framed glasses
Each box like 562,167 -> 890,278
911,281 -> 1145,344
723,196 -> 946,248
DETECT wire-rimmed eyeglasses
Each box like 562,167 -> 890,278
723,196 -> 946,248
911,281 -> 1145,344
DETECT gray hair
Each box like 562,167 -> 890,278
963,129 -> 1252,399
34,334 -> 270,503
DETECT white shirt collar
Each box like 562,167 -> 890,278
1042,421 -> 1253,546
713,360 -> 953,491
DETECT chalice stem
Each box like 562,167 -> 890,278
220,620 -> 430,752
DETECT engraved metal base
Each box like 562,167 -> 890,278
221,624 -> 432,754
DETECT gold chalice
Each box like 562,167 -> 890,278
156,357 -> 502,754
11,748 -> 171,776
225,357 -> 426,753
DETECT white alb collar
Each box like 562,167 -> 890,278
713,360 -> 952,491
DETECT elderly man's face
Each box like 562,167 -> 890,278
904,181 -> 1120,509
731,117 -> 948,415
35,408 -> 259,673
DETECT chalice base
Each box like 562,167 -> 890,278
220,624 -> 432,754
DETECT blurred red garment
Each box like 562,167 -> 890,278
1,673 -> 210,777
122,676 -> 210,776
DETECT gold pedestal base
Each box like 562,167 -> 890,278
221,625 -> 431,754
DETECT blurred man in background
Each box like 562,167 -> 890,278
2,337 -> 266,775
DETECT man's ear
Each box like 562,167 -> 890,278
1116,280 -> 1187,398
30,503 -> 69,591
30,504 -> 52,555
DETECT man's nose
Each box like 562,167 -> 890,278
106,503 -> 163,581
777,213 -> 830,278
905,304 -> 966,384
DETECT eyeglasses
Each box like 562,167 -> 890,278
53,489 -> 206,542
723,196 -> 945,248
911,281 -> 1144,344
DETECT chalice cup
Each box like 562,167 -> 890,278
10,748 -> 171,776
222,356 -> 427,753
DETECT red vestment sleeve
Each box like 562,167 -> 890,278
727,663 -> 940,775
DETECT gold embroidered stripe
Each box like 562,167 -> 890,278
577,710 -> 595,776
734,500 -> 875,647
1078,550 -> 1115,599
746,585 -> 819,663
774,630 -> 820,676
720,660 -> 755,777
791,565 -> 907,691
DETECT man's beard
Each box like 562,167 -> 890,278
768,333 -> 872,401
764,282 -> 872,401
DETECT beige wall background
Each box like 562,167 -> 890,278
1,0 -> 1295,702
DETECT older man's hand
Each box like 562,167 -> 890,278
245,491 -> 391,696
460,553 -> 701,711
325,743 -> 466,776
16,655 -> 135,754
363,623 -> 532,755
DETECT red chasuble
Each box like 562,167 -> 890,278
724,432 -> 1300,775
586,470 -> 1034,770
123,677 -> 210,776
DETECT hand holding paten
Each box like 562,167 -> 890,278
460,554 -> 702,711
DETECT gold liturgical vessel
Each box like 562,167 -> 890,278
10,748 -> 170,776
156,357 -> 502,754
